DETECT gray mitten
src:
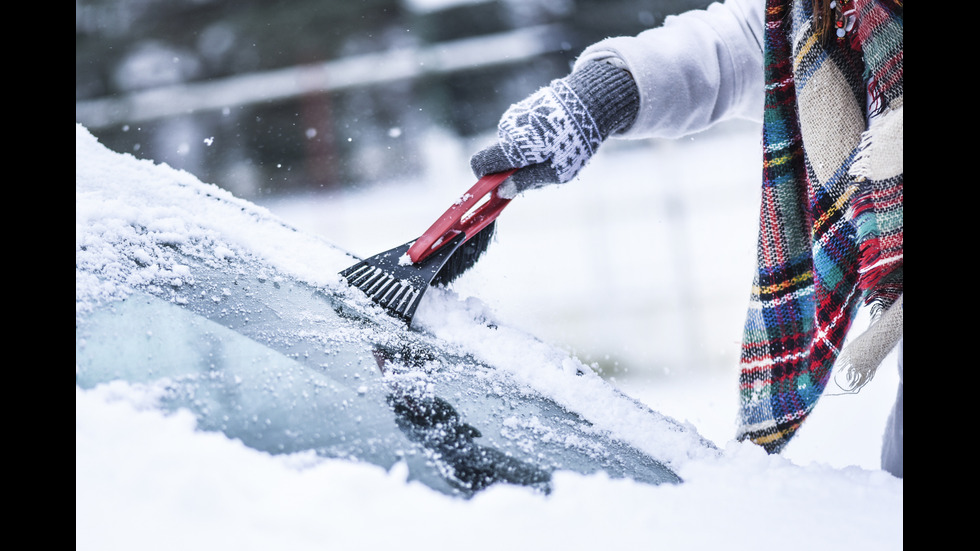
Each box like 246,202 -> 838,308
471,60 -> 639,195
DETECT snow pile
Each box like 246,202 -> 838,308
76,123 -> 353,319
76,124 -> 901,551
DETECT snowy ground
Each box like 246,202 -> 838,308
76,122 -> 902,550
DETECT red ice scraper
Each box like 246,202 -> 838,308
339,168 -> 518,326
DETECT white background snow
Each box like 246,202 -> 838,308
76,111 -> 901,550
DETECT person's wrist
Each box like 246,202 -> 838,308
563,60 -> 639,138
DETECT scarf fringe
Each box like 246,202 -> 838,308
848,104 -> 903,182
848,104 -> 903,293
834,293 -> 903,392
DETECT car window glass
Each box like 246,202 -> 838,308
76,251 -> 680,496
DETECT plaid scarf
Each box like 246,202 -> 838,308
736,0 -> 903,453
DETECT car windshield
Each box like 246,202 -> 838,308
76,249 -> 684,496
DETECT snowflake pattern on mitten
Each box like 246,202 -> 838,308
497,80 -> 602,184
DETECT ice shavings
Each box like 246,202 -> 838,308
411,286 -> 718,470
496,178 -> 519,200
500,414 -> 607,458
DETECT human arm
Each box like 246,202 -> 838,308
576,0 -> 765,139
470,0 -> 766,193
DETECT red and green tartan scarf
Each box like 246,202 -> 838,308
736,0 -> 903,453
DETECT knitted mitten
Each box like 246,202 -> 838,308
470,60 -> 639,195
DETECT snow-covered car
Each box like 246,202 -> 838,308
75,124 -> 716,498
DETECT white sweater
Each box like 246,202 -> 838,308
573,0 -> 765,139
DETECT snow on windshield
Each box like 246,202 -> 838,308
75,123 -> 354,317
76,123 -> 901,551
75,122 -> 711,467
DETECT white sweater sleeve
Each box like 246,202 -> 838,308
573,0 -> 765,139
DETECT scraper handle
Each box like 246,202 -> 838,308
407,168 -> 518,264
